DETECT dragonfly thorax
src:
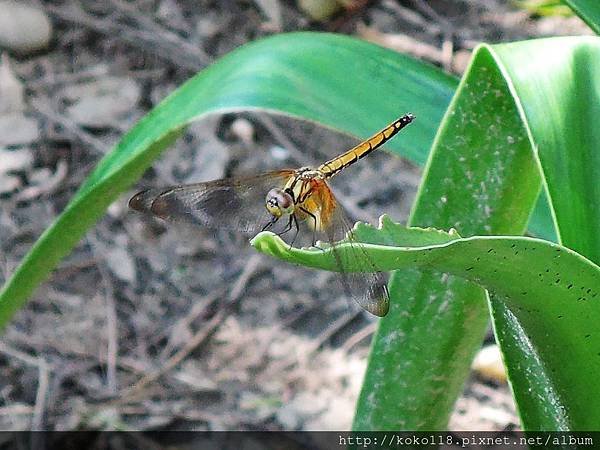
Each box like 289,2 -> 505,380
264,168 -> 323,219
295,167 -> 324,180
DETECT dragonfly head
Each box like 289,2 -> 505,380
265,188 -> 294,218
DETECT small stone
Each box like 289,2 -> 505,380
0,1 -> 53,54
0,113 -> 39,146
196,13 -> 222,39
297,0 -> 340,21
276,403 -> 302,429
230,117 -> 255,146
0,54 -> 25,113
254,0 -> 283,31
0,173 -> 20,193
269,145 -> 289,161
304,395 -> 354,430
0,147 -> 34,172
472,344 -> 507,384
104,241 -> 136,283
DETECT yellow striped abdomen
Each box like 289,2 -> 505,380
318,113 -> 414,178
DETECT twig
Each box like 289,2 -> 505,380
441,38 -> 455,72
85,235 -> 119,394
45,2 -> 207,72
6,328 -> 148,376
31,98 -> 107,155
109,0 -> 210,65
305,309 -> 362,355
0,341 -> 45,366
261,308 -> 363,378
0,404 -> 34,416
410,0 -> 456,71
14,159 -> 69,202
26,65 -> 110,89
0,342 -> 50,430
104,285 -> 118,395
341,321 -> 376,352
158,289 -> 224,361
256,114 -> 313,167
382,2 -> 442,35
410,0 -> 455,34
357,24 -> 446,65
50,258 -> 98,282
31,359 -> 49,431
278,302 -> 317,328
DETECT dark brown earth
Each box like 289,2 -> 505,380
0,0 -> 591,431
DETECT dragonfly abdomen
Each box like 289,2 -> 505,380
318,113 -> 414,178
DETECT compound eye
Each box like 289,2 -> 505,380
265,188 -> 294,217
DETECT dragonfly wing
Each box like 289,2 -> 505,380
312,183 -> 390,317
129,170 -> 295,233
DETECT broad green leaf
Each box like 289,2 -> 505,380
361,38 -> 600,431
0,32 -> 456,328
253,218 -> 600,431
358,46 -> 542,430
564,0 -> 600,33
492,38 -> 600,265
255,36 -> 600,430
485,37 -> 600,430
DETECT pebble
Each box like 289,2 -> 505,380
0,147 -> 34,173
103,235 -> 137,283
472,344 -> 507,384
230,117 -> 255,146
297,0 -> 340,21
62,77 -> 141,128
0,1 -> 52,54
0,113 -> 39,146
0,173 -> 20,193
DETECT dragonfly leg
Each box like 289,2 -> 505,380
261,216 -> 279,232
288,214 -> 300,249
299,206 -> 324,251
276,215 -> 293,237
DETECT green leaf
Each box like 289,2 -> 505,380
0,32 -> 455,328
253,218 -> 600,430
254,36 -> 600,430
357,45 -> 543,430
563,0 -> 600,34
492,37 -> 600,264
515,0 -> 575,17
486,36 -> 600,430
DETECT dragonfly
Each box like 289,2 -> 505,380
129,113 -> 415,317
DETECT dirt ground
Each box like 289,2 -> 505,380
0,0 -> 592,432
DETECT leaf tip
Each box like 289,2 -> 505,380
250,231 -> 287,256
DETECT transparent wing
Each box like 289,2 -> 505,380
312,182 -> 390,317
129,170 -> 295,233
